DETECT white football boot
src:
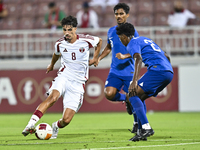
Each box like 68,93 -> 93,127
50,122 -> 59,139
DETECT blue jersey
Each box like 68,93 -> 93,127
107,25 -> 139,77
127,36 -> 173,73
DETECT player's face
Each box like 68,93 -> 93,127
118,34 -> 129,46
62,25 -> 77,43
114,8 -> 129,25
49,6 -> 56,13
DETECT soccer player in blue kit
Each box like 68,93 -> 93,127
116,22 -> 174,141
97,3 -> 146,135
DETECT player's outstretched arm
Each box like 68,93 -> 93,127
116,53 -> 131,59
46,53 -> 61,73
89,38 -> 102,67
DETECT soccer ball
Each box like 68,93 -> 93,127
35,123 -> 52,140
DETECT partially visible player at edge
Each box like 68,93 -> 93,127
22,15 -> 102,139
96,3 -> 146,134
116,22 -> 174,141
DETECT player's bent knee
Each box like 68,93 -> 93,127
104,93 -> 115,101
45,95 -> 59,108
49,95 -> 58,103
48,91 -> 60,103
104,90 -> 116,100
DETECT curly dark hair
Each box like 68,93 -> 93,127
61,15 -> 78,27
116,22 -> 135,37
113,3 -> 130,14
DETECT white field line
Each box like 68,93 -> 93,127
75,142 -> 200,150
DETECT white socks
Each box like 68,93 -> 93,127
142,123 -> 151,130
27,115 -> 40,127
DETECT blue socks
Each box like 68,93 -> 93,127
137,101 -> 147,129
112,93 -> 145,129
129,96 -> 148,125
133,113 -> 138,123
111,92 -> 126,101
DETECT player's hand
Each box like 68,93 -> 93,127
46,64 -> 54,74
116,53 -> 125,59
89,59 -> 94,66
89,58 -> 99,67
128,81 -> 138,97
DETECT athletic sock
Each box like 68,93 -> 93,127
137,100 -> 147,129
137,118 -> 142,130
27,110 -> 43,126
112,92 -> 126,101
142,123 -> 151,130
143,101 -> 147,113
129,96 -> 149,125
133,113 -> 138,123
57,120 -> 65,128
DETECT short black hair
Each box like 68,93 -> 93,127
48,2 -> 56,8
61,15 -> 78,27
116,22 -> 135,37
83,1 -> 89,8
113,3 -> 130,14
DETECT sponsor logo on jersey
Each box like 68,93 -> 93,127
79,47 -> 85,53
63,48 -> 68,52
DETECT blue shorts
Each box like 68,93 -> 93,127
105,73 -> 133,93
138,70 -> 173,97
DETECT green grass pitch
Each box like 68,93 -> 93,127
0,112 -> 200,150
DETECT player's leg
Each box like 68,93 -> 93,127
123,80 -> 138,131
104,73 -> 125,101
129,71 -> 155,141
129,94 -> 152,130
130,112 -> 138,133
22,90 -> 60,136
104,86 -> 119,100
51,108 -> 76,139
136,97 -> 147,133
129,70 -> 173,141
131,100 -> 147,141
51,80 -> 84,139
105,75 -> 134,115
131,101 -> 146,134
129,94 -> 154,141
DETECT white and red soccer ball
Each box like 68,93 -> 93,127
35,123 -> 52,140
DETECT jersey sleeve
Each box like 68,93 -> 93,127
127,40 -> 141,58
54,42 -> 61,55
82,35 -> 100,48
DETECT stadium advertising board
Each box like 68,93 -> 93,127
0,67 -> 178,113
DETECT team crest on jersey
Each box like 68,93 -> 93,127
79,47 -> 85,53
